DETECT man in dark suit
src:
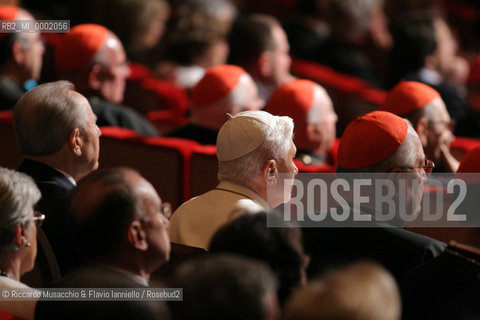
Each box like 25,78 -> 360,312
302,111 -> 446,282
401,146 -> 480,319
0,5 -> 44,109
35,167 -> 171,320
52,24 -> 158,136
14,80 -> 101,273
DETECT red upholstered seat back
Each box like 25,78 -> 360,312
0,111 -> 23,169
290,59 -> 387,136
99,127 -> 199,209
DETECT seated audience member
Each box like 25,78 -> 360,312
302,111 -> 445,281
0,5 -> 44,109
0,168 -> 42,320
93,0 -> 170,63
209,212 -> 308,306
315,0 -> 391,88
282,0 -> 329,61
35,167 -> 171,320
283,262 -> 401,320
169,254 -> 279,320
267,79 -> 337,165
402,146 -> 480,320
167,64 -> 263,144
390,12 -> 468,124
168,110 -> 297,249
53,24 -> 158,136
381,81 -> 458,172
14,81 -> 101,273
156,0 -> 235,89
228,14 -> 295,101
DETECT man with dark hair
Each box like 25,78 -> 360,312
209,212 -> 307,306
0,5 -> 44,109
228,14 -> 294,101
390,12 -> 468,124
35,167 -> 171,320
170,254 -> 279,320
14,80 -> 101,273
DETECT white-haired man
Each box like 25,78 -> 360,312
169,110 -> 298,249
267,79 -> 338,165
303,111 -> 445,282
381,81 -> 459,172
14,80 -> 101,273
167,64 -> 263,144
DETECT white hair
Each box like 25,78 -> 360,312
14,81 -> 88,156
229,73 -> 256,108
338,120 -> 419,173
218,114 -> 294,185
0,168 -> 41,254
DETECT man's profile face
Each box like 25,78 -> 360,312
424,99 -> 453,165
19,32 -> 44,82
269,24 -> 292,87
136,177 -> 171,266
75,91 -> 101,178
98,36 -> 129,104
307,91 -> 337,153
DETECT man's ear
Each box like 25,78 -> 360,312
127,220 -> 148,251
264,159 -> 278,185
416,117 -> 429,147
257,51 -> 272,77
11,39 -> 26,66
87,64 -> 103,90
69,129 -> 82,156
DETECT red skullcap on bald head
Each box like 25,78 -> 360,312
267,79 -> 315,123
54,24 -> 109,73
192,65 -> 246,106
381,81 -> 440,115
338,111 -> 408,169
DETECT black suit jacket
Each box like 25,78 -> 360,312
401,245 -> 480,320
303,219 -> 446,282
35,263 -> 169,320
18,159 -> 83,273
89,97 -> 158,137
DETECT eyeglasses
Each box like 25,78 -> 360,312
398,159 -> 435,177
32,211 -> 45,228
429,119 -> 456,131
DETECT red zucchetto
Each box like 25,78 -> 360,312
338,111 -> 408,169
54,24 -> 109,73
381,81 -> 440,115
192,65 -> 246,107
266,79 -> 315,123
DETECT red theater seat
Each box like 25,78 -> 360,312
189,145 -> 218,199
99,127 -> 199,209
451,136 -> 480,161
0,111 -> 23,169
290,59 -> 386,135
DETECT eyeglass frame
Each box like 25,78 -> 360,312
396,159 -> 435,177
31,211 -> 45,228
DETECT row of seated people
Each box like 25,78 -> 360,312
2,99 -> 480,319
